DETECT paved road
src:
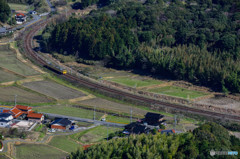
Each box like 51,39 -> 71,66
42,112 -> 126,128
0,0 -> 53,36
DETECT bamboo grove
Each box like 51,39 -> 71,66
42,0 -> 240,93
69,123 -> 240,159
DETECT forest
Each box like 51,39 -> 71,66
0,0 -> 10,23
43,0 -> 240,93
69,122 -> 240,159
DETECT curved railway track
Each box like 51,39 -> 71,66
24,19 -> 240,122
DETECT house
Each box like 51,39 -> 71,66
144,112 -> 164,126
0,119 -> 12,127
29,11 -> 37,15
0,113 -> 13,121
27,113 -> 44,123
15,13 -> 27,24
159,129 -> 176,135
10,107 -> 23,119
2,109 -> 10,113
50,118 -> 71,130
124,122 -> 150,134
15,105 -> 33,114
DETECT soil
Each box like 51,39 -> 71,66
196,96 -> 240,110
22,80 -> 86,100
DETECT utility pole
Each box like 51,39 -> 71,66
14,95 -> 17,106
107,123 -> 109,142
130,107 -> 133,123
174,115 -> 177,130
93,106 -> 96,121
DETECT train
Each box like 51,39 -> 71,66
43,62 -> 67,75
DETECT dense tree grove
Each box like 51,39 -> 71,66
43,0 -> 240,93
69,122 -> 240,159
6,0 -> 33,4
0,0 -> 10,23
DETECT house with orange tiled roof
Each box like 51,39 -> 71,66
27,113 -> 44,123
15,13 -> 27,24
15,105 -> 33,114
10,107 -> 24,119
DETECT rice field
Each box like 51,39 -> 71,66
106,76 -> 163,88
149,86 -> 208,99
0,45 -> 39,76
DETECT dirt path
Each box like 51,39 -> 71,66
69,94 -> 96,103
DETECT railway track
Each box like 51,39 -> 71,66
23,19 -> 240,122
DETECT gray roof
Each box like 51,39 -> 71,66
51,118 -> 71,127
0,119 -> 10,123
0,113 -> 12,118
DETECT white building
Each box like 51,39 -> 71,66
0,113 -> 13,121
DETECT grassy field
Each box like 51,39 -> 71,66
0,86 -> 55,104
0,69 -> 23,83
15,144 -> 67,159
48,136 -> 81,153
0,45 -> 39,76
107,76 -> 163,87
71,126 -> 122,144
106,115 -> 131,124
34,106 -> 104,119
149,86 -> 208,99
8,3 -> 29,11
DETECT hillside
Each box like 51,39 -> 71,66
42,0 -> 240,93
69,122 -> 240,159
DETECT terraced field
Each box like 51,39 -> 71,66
149,86 -> 208,99
0,45 -> 39,76
0,86 -> 54,104
23,80 -> 86,99
78,98 -> 148,116
0,69 -> 23,83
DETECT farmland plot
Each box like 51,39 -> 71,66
23,80 -> 86,99
0,86 -> 54,104
0,69 -> 23,83
78,98 -> 148,116
15,144 -> 67,159
0,45 -> 39,76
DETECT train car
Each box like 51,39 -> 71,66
62,70 -> 67,74
44,63 -> 67,75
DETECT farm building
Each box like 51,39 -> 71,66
50,118 -> 71,130
15,13 -> 27,24
27,113 -> 44,123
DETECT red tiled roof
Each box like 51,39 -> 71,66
27,113 -> 43,119
16,13 -> 25,17
10,107 -> 23,118
16,105 -> 32,111
2,109 -> 10,113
